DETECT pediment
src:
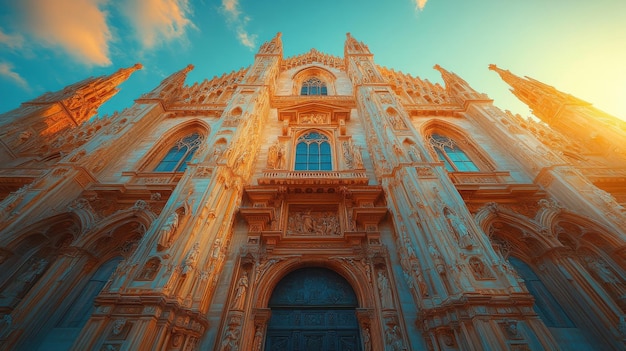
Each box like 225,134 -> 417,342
278,101 -> 351,125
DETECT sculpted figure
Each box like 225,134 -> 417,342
428,241 -> 446,274
231,272 -> 249,310
182,243 -> 200,275
267,140 -> 284,169
157,212 -> 179,251
377,271 -> 393,308
445,209 -> 475,249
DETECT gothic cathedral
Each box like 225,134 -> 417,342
0,33 -> 625,351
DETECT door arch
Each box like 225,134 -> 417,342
265,267 -> 362,351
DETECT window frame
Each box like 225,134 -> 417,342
153,132 -> 204,173
429,133 -> 481,172
293,130 -> 333,171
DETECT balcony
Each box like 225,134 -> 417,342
258,170 -> 369,186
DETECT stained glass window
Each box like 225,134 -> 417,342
429,133 -> 479,172
300,77 -> 328,96
154,133 -> 203,172
295,131 -> 332,170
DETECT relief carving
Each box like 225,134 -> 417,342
287,208 -> 340,236
267,140 -> 285,169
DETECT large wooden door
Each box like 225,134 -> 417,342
265,267 -> 362,351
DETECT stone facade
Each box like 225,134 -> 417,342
0,33 -> 625,350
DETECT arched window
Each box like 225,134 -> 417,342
300,77 -> 327,96
154,133 -> 203,172
295,131 -> 332,170
429,133 -> 479,172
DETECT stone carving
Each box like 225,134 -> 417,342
2,257 -> 48,301
287,208 -> 340,236
299,113 -> 327,124
231,271 -> 249,310
384,318 -> 405,351
111,319 -> 126,336
428,241 -> 446,274
267,140 -> 285,169
362,325 -> 372,351
219,319 -> 241,351
444,208 -> 476,249
583,255 -> 626,301
137,258 -> 160,281
253,324 -> 264,351
182,243 -> 200,275
157,212 -> 179,251
378,271 -> 394,309
469,256 -> 494,280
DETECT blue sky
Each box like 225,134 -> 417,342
1,0 -> 625,120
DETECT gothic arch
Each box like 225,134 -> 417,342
420,119 -> 497,171
253,258 -> 373,310
291,129 -> 336,171
292,66 -> 337,95
137,120 -> 210,172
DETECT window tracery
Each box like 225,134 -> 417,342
300,77 -> 328,96
429,133 -> 479,172
294,131 -> 332,170
154,133 -> 203,172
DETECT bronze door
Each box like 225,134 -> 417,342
265,267 -> 362,351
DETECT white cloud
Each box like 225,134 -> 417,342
414,0 -> 428,10
17,0 -> 112,66
0,29 -> 24,50
122,0 -> 195,49
0,62 -> 29,90
220,0 -> 257,49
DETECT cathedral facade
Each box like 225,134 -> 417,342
0,33 -> 625,350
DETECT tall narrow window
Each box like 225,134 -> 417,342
154,133 -> 203,172
295,131 -> 332,170
300,77 -> 328,96
429,133 -> 479,172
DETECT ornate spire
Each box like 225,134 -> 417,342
257,32 -> 283,56
24,63 -> 143,125
139,64 -> 194,106
489,64 -> 589,122
344,32 -> 371,56
433,64 -> 489,104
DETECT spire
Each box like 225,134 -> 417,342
257,32 -> 283,56
489,64 -> 589,122
25,63 -> 143,125
433,64 -> 489,104
139,64 -> 194,106
344,32 -> 371,56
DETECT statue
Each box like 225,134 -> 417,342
157,212 -> 179,251
253,325 -> 264,351
445,209 -> 476,249
362,326 -> 372,351
182,243 -> 199,275
377,271 -> 393,309
231,271 -> 249,310
352,143 -> 364,169
219,324 -> 240,351
428,241 -> 446,274
267,140 -> 284,169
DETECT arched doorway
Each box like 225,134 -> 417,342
265,267 -> 362,350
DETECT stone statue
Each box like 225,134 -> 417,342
469,257 -> 493,280
428,241 -> 446,274
267,140 -> 284,169
445,209 -> 475,249
352,143 -> 364,169
253,325 -> 264,351
182,243 -> 199,275
219,324 -> 240,351
231,271 -> 249,310
362,326 -> 372,351
378,271 -> 393,309
157,212 -> 179,251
